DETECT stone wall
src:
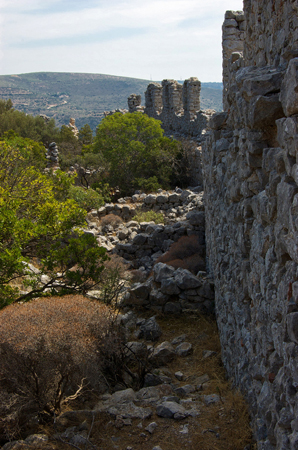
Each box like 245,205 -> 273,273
130,78 -> 214,140
202,2 -> 298,449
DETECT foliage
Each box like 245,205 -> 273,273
47,169 -> 77,202
92,112 -> 181,195
1,131 -> 47,171
0,296 -> 118,439
132,210 -> 164,224
134,175 -> 161,193
156,235 -> 205,274
79,123 -> 93,146
68,185 -> 104,211
0,138 -> 108,308
0,99 -> 59,145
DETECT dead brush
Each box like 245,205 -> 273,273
156,235 -> 206,274
96,254 -> 128,307
99,214 -> 123,229
0,295 -> 120,441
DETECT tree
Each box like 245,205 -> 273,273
0,137 -> 108,308
79,123 -> 93,146
0,100 -> 59,145
92,112 -> 181,195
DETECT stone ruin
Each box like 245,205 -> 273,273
45,142 -> 59,169
127,94 -> 143,113
68,117 -> 79,138
202,2 -> 298,449
128,77 -> 213,140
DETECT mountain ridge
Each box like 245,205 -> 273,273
0,72 -> 223,131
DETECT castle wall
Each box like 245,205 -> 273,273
202,2 -> 298,449
142,78 -> 213,140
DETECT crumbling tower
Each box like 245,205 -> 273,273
144,83 -> 163,118
183,77 -> 201,120
128,94 -> 142,113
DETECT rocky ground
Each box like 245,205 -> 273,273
1,313 -> 253,450
2,187 -> 254,450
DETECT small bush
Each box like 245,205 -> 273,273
68,185 -> 104,210
156,235 -> 205,274
132,210 -> 164,224
99,214 -> 123,229
97,254 -> 128,306
0,296 -> 118,440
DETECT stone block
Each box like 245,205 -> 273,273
223,18 -> 238,28
153,262 -> 176,282
280,58 -> 298,116
248,94 -> 284,129
209,112 -> 228,130
287,312 -> 298,344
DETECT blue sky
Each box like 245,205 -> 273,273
0,0 -> 243,82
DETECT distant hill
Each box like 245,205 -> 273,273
0,72 -> 223,132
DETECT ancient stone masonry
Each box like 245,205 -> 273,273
127,94 -> 144,113
68,117 -> 79,138
45,142 -> 59,169
202,2 -> 298,449
128,78 -> 213,141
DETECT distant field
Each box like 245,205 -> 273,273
0,72 -> 223,132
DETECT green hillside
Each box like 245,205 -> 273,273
0,72 -> 222,131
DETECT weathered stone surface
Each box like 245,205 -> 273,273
186,210 -> 205,226
138,316 -> 162,341
132,233 -> 148,246
153,263 -> 176,283
175,342 -> 193,357
150,341 -> 176,366
203,394 -> 221,406
160,277 -> 181,295
287,313 -> 298,344
216,138 -> 230,152
280,58 -> 298,117
144,194 -> 157,205
174,268 -> 201,290
202,3 -> 298,448
209,112 -> 228,130
156,401 -> 187,419
248,94 -> 284,129
108,403 -> 152,420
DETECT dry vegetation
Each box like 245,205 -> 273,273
156,235 -> 206,274
12,310 -> 253,450
99,214 -> 124,229
0,296 -> 120,443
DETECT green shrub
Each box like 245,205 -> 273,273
135,176 -> 161,193
92,112 -> 181,195
68,185 -> 104,210
132,210 -> 164,224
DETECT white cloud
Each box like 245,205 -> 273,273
0,0 -> 244,81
